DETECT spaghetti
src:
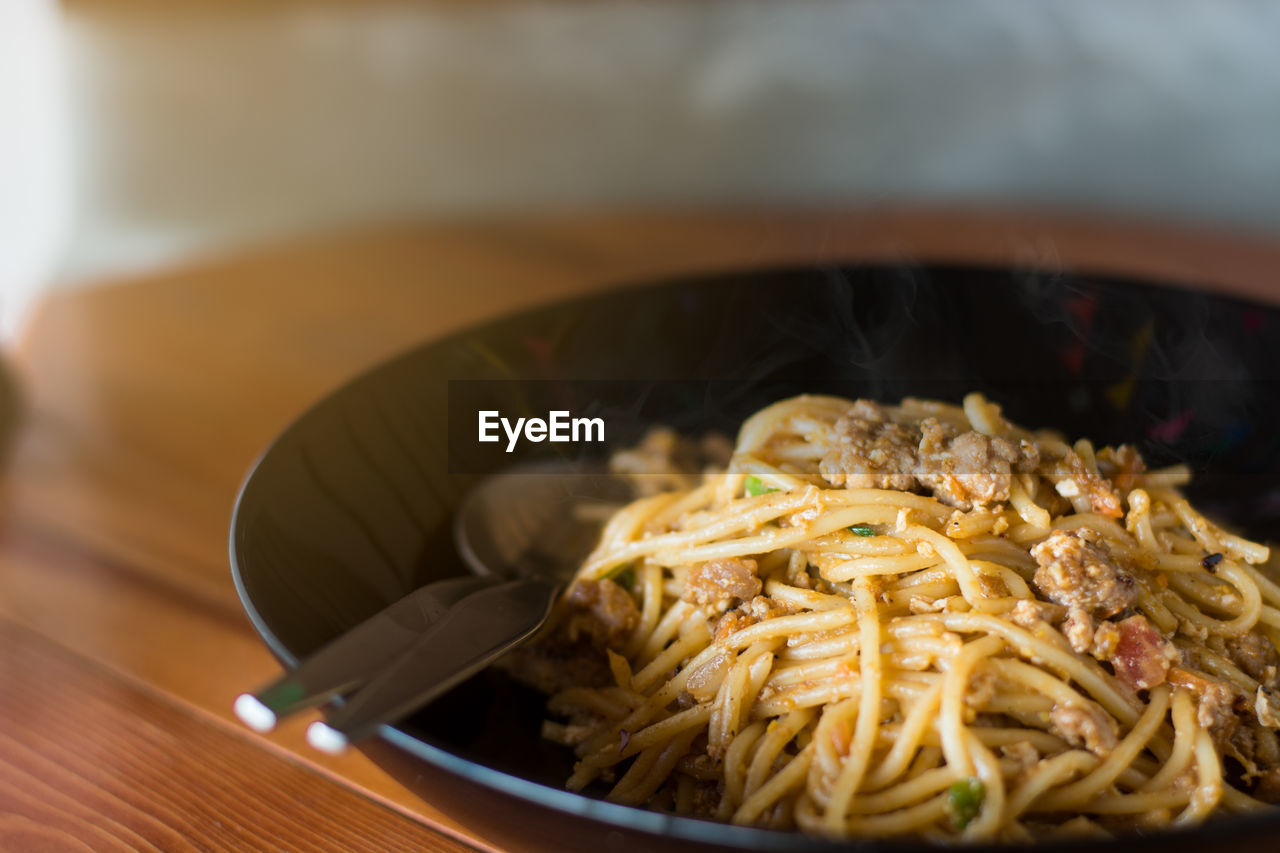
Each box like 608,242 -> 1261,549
534,393 -> 1280,841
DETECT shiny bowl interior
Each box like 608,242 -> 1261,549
231,264 -> 1280,852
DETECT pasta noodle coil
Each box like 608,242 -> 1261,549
527,393 -> 1279,841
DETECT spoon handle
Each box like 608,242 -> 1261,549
234,575 -> 492,732
307,576 -> 561,753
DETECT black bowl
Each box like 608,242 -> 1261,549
231,264 -> 1280,852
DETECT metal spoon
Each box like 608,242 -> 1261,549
291,461 -> 628,752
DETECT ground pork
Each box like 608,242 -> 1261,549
1199,682 -> 1237,735
1061,607 -> 1095,654
1031,528 -> 1137,618
1010,598 -> 1064,629
1168,666 -> 1239,737
714,608 -> 757,643
1090,619 -> 1122,660
1096,444 -> 1148,493
1256,687 -> 1280,728
710,595 -> 792,643
818,401 -> 922,493
916,419 -> 1039,510
682,558 -> 762,613
746,594 -> 793,621
1044,450 -> 1124,518
565,578 -> 640,646
818,400 -> 1038,511
1226,632 -> 1280,683
1050,703 -> 1119,756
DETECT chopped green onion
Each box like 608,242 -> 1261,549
945,777 -> 985,830
745,476 -> 777,497
604,562 -> 635,590
848,525 -> 877,537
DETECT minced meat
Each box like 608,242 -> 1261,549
818,400 -> 1038,511
682,558 -> 762,613
1061,607 -> 1095,655
566,578 -> 640,646
1031,528 -> 1137,618
818,401 -> 921,493
1226,632 -> 1280,683
1050,703 -> 1119,756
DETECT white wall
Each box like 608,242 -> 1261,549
0,0 -> 71,336
39,0 -> 1280,285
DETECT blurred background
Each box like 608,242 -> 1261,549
4,0 -> 1280,336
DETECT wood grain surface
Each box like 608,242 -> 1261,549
1,208 -> 1277,851
0,618 -> 476,853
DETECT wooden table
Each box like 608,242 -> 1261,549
2,208 -> 1278,851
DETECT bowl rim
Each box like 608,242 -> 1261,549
229,260 -> 1280,851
